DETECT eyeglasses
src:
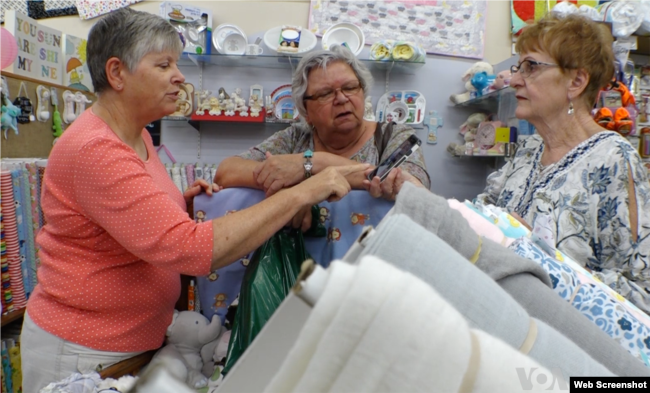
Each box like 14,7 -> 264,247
304,83 -> 362,104
510,59 -> 558,78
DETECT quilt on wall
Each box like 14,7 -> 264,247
1,1 -> 78,23
511,0 -> 603,35
309,0 -> 487,60
1,1 -> 28,24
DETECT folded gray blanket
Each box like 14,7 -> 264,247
387,183 -> 650,376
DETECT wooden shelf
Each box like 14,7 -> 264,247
1,307 -> 25,327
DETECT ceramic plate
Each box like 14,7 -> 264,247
375,90 -> 426,125
322,23 -> 365,56
213,24 -> 247,54
263,26 -> 317,54
274,96 -> 299,120
222,33 -> 247,55
270,84 -> 292,102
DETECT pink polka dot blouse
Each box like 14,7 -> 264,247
27,109 -> 213,352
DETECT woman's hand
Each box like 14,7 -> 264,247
289,205 -> 313,232
363,167 -> 424,201
183,179 -> 222,204
298,164 -> 370,204
253,152 -> 304,197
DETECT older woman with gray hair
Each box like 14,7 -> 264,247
20,9 -> 361,391
216,45 -> 430,229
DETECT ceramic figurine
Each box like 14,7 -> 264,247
195,90 -> 212,115
363,96 -> 375,121
232,88 -> 248,116
208,97 -> 222,116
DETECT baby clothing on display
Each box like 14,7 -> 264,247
193,188 -> 393,323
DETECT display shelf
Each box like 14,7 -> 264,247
179,53 -> 425,74
454,87 -> 515,111
162,109 -> 297,130
1,307 -> 25,327
191,108 -> 266,123
631,35 -> 650,57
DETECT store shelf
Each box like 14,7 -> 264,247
1,307 -> 25,327
179,53 -> 425,74
454,87 -> 515,111
631,35 -> 650,57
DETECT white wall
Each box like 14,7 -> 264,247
37,0 -> 514,64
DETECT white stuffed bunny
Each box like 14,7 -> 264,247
449,61 -> 494,104
147,310 -> 223,389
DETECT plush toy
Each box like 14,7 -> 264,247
446,112 -> 489,156
449,61 -> 494,104
97,375 -> 138,392
1,100 -> 21,137
491,70 -> 512,91
148,310 -> 223,389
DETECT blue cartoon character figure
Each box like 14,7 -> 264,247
1,99 -> 21,138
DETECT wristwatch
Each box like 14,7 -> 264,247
303,149 -> 313,178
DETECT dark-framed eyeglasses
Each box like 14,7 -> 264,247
304,83 -> 362,104
510,59 -> 558,78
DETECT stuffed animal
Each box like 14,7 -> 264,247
490,70 -> 512,91
1,100 -> 21,136
446,112 -> 489,156
148,310 -> 223,389
97,375 -> 138,392
449,61 -> 494,104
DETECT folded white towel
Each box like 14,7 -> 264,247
266,256 -> 563,392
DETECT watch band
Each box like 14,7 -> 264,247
303,149 -> 313,178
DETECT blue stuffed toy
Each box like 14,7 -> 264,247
1,99 -> 21,138
471,72 -> 496,98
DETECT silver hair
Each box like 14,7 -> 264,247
87,7 -> 183,94
292,45 -> 373,120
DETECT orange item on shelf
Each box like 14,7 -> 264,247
188,279 -> 195,311
614,107 -> 633,136
594,107 -> 614,130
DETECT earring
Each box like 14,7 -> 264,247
567,100 -> 574,115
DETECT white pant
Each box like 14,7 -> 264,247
20,311 -> 144,392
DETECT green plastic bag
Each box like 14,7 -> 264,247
222,227 -> 312,375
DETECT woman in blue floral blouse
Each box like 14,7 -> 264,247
475,14 -> 650,313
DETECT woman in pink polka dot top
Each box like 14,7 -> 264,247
20,8 -> 367,391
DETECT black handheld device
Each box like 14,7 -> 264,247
367,134 -> 421,181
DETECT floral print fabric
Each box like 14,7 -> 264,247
237,122 -> 431,188
477,132 -> 650,313
510,237 -> 650,365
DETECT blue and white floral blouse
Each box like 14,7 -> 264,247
477,131 -> 650,313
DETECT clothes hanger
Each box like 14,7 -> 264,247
156,144 -> 177,164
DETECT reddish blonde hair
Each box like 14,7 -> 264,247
515,13 -> 614,106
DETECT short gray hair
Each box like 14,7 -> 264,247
87,7 -> 183,94
292,45 -> 373,119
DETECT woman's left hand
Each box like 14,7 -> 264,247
363,167 -> 424,201
184,179 -> 222,204
253,152 -> 304,197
